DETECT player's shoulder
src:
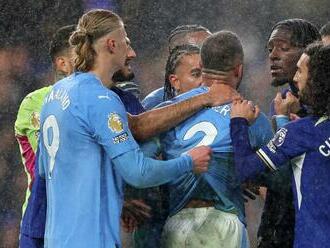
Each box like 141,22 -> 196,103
65,72 -> 121,101
284,116 -> 315,132
17,86 -> 53,119
26,86 -> 53,99
20,86 -> 53,107
177,86 -> 208,101
15,86 -> 52,134
142,87 -> 164,110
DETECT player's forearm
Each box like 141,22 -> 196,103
129,93 -> 211,141
113,149 -> 192,188
230,117 -> 268,182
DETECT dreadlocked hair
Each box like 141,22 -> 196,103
269,19 -> 320,48
163,44 -> 200,101
320,22 -> 330,37
305,43 -> 330,117
168,25 -> 210,44
168,24 -> 210,52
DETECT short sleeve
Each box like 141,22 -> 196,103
88,91 -> 139,159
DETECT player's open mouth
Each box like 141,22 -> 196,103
270,65 -> 282,74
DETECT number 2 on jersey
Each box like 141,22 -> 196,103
42,115 -> 60,179
183,121 -> 218,147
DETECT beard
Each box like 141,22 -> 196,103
298,86 -> 312,106
112,69 -> 135,83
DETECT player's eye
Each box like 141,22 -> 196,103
280,47 -> 290,52
191,69 -> 201,78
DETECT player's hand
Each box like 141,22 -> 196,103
121,199 -> 152,232
207,83 -> 242,107
289,113 -> 301,121
122,199 -> 152,223
231,100 -> 260,124
187,146 -> 212,174
121,215 -> 137,233
274,92 -> 300,116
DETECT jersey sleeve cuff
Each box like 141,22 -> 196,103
272,115 -> 290,131
231,117 -> 249,126
179,154 -> 193,173
256,148 -> 278,172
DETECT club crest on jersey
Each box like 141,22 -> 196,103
108,113 -> 123,133
273,128 -> 288,147
31,112 -> 40,129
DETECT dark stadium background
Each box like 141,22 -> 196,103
0,0 -> 328,246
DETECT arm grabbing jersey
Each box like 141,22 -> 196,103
230,116 -> 330,248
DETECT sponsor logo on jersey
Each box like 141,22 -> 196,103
113,132 -> 129,144
108,113 -> 124,133
266,140 -> 277,153
266,128 -> 288,153
273,128 -> 288,147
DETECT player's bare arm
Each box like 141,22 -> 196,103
129,83 -> 240,141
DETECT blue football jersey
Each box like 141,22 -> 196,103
141,87 -> 164,110
255,116 -> 330,248
158,87 -> 273,224
39,72 -> 139,247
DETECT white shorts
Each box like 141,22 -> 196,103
161,207 -> 249,248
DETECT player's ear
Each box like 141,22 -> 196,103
106,38 -> 116,53
233,63 -> 243,78
169,74 -> 181,92
55,55 -> 73,75
54,56 -> 67,72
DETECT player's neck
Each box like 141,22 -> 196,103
89,67 -> 115,88
203,74 -> 235,89
54,70 -> 68,83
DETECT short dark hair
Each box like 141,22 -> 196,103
320,22 -> 330,37
269,19 -> 320,48
304,43 -> 330,117
201,31 -> 243,74
164,44 -> 200,100
49,25 -> 76,62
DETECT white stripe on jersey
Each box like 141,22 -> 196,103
256,149 -> 278,171
292,153 -> 306,210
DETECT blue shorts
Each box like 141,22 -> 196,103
19,233 -> 44,248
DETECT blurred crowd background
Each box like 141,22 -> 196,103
0,0 -> 329,246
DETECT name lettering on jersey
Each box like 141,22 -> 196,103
319,137 -> 330,157
113,132 -> 129,144
266,128 -> 288,153
45,89 -> 70,110
212,105 -> 231,116
108,113 -> 124,133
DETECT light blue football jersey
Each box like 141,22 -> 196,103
141,87 -> 164,110
158,87 -> 273,224
39,72 -> 139,247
